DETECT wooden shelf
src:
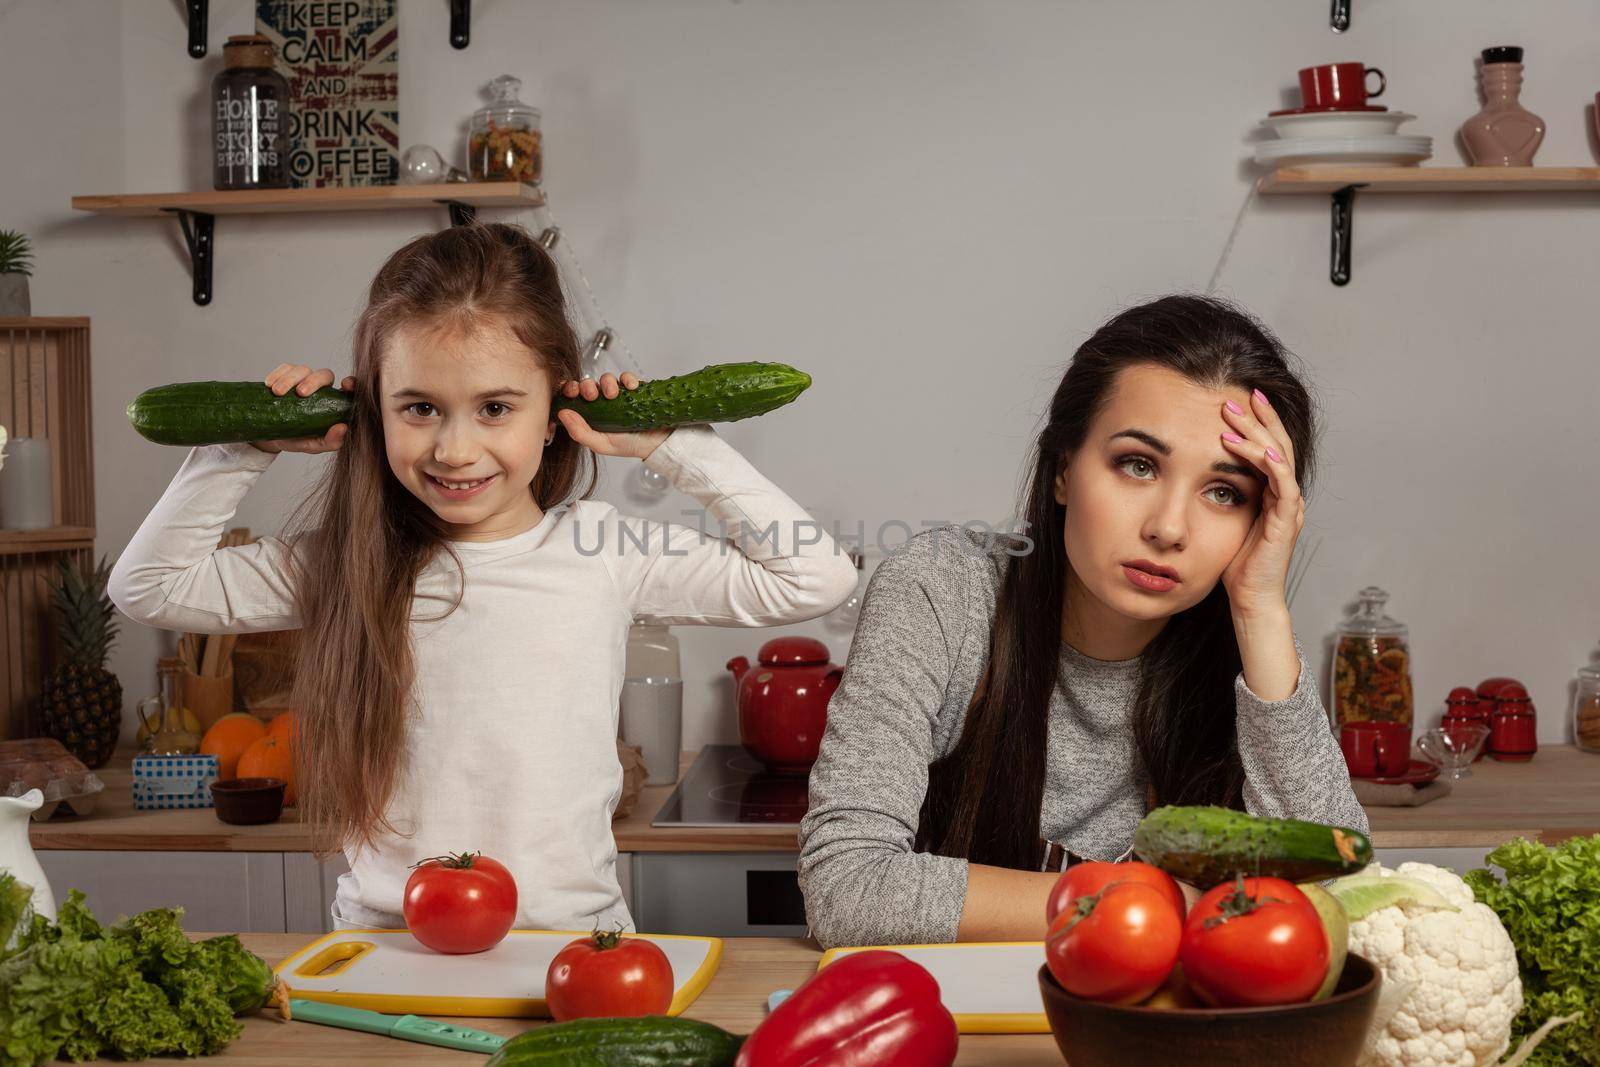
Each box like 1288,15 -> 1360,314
0,527 -> 95,557
1256,166 -> 1600,285
69,183 -> 545,305
1260,165 -> 1600,195
70,182 -> 545,218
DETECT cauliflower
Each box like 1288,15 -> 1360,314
1343,862 -> 1522,1067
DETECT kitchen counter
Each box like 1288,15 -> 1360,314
69,935 -> 1066,1066
32,746 -> 1600,853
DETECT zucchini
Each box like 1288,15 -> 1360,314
1132,805 -> 1373,887
127,381 -> 353,446
550,362 -> 811,432
485,1016 -> 743,1066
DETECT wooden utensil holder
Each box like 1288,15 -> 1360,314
182,668 -> 235,735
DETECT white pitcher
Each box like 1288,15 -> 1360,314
1,789 -> 55,930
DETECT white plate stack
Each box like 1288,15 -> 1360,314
1254,110 -> 1431,167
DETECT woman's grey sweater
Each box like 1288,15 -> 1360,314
797,526 -> 1369,949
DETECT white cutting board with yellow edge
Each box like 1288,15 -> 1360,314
817,942 -> 1048,1033
276,930 -> 722,1018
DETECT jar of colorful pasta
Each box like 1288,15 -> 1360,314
470,75 -> 542,185
1331,585 -> 1414,732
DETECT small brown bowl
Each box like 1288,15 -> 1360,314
1038,954 -> 1381,1067
211,777 -> 286,825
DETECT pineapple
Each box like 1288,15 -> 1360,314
39,555 -> 124,769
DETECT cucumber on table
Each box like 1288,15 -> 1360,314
127,362 -> 812,446
127,381 -> 353,446
485,1016 -> 744,1066
1132,805 -> 1373,887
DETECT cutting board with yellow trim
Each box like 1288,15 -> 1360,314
275,929 -> 721,1018
818,942 -> 1048,1033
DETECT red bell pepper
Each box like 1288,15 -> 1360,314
734,949 -> 959,1067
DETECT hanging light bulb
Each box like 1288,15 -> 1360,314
824,550 -> 867,635
399,144 -> 467,184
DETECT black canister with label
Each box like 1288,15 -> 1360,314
213,34 -> 290,190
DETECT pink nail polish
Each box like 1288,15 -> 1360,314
1254,388 -> 1271,407
1222,432 -> 1246,443
1266,447 -> 1283,463
1225,400 -> 1244,415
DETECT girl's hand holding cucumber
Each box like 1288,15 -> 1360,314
554,372 -> 671,461
251,364 -> 354,454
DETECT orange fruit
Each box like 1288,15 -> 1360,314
199,713 -> 268,781
267,711 -> 300,744
237,734 -> 297,806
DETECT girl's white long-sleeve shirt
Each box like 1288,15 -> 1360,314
109,425 -> 857,932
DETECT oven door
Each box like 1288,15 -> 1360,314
629,852 -> 808,937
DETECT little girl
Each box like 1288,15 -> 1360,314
110,222 -> 857,933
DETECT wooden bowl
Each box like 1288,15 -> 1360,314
211,777 -> 286,825
1038,955 -> 1381,1067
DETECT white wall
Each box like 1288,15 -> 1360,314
3,0 -> 1597,751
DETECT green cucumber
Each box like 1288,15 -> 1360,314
128,381 -> 353,446
485,1016 -> 744,1066
129,362 -> 811,446
550,362 -> 811,432
1132,805 -> 1373,887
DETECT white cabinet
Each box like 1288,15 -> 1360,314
35,850 -> 636,935
35,851 -> 287,932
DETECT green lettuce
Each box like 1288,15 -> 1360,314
0,874 -> 278,1065
1465,834 -> 1600,1065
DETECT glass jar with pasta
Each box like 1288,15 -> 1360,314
470,75 -> 543,185
1331,585 -> 1414,732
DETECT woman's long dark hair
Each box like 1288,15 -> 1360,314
915,295 -> 1319,869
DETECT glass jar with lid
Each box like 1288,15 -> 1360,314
212,34 -> 291,190
469,75 -> 542,184
1573,645 -> 1600,754
1331,585 -> 1414,731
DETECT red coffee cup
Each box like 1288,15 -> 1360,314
1339,721 -> 1411,778
1299,63 -> 1386,109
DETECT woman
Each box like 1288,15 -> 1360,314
798,295 -> 1367,949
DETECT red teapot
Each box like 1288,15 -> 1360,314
727,637 -> 843,775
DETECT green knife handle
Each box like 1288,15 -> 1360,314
393,1015 -> 508,1053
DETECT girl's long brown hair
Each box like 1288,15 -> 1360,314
288,223 -> 596,852
914,295 -> 1320,869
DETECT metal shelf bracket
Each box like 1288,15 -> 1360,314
1330,0 -> 1351,33
187,0 -> 208,57
450,0 -> 471,48
166,209 -> 216,306
440,201 -> 477,227
1329,184 -> 1367,286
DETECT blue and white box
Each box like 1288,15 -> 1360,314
131,754 -> 219,810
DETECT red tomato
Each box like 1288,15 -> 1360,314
1179,876 -> 1329,1008
546,930 -> 675,1021
1044,860 -> 1187,925
402,851 -> 517,955
1045,881 -> 1182,1004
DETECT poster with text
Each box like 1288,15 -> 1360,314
256,0 -> 399,187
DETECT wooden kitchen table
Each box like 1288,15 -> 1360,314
65,935 -> 1066,1066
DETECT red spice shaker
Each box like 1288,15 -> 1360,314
1475,677 -> 1520,762
1442,686 -> 1485,750
1488,682 -> 1538,762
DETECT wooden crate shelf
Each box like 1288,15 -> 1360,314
0,319 -> 96,739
